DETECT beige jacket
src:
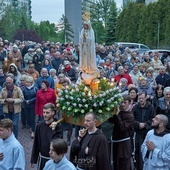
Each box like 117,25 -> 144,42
0,85 -> 24,113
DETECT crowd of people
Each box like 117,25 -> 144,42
0,34 -> 170,170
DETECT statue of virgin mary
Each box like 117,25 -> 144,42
79,13 -> 99,84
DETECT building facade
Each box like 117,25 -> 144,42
123,0 -> 158,5
145,0 -> 158,5
0,0 -> 31,19
65,0 -> 95,44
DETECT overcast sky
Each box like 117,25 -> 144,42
31,0 -> 122,23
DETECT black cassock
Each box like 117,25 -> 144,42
30,121 -> 63,170
109,111 -> 134,170
70,129 -> 112,170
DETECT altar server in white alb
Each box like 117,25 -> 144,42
0,118 -> 25,170
43,138 -> 76,170
141,114 -> 170,170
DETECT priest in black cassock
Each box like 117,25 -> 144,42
70,112 -> 111,170
30,103 -> 63,170
108,94 -> 134,170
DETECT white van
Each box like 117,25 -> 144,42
114,42 -> 150,54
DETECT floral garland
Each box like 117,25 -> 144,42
57,78 -> 123,122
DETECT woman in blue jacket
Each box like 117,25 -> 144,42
22,76 -> 38,138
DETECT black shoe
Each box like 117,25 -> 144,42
22,126 -> 26,129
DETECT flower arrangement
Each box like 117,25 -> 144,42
57,78 -> 123,123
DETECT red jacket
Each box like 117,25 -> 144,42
35,88 -> 56,116
114,73 -> 133,86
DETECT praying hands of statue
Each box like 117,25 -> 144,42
83,33 -> 86,39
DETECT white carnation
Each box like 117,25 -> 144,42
89,97 -> 92,100
70,96 -> 74,100
84,104 -> 88,108
93,103 -> 97,107
82,99 -> 86,102
93,95 -> 97,99
79,104 -> 82,107
107,100 -> 111,103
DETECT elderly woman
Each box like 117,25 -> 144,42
129,64 -> 143,86
49,68 -> 58,87
138,77 -> 155,100
145,68 -> 157,90
24,48 -> 34,69
114,66 -> 132,86
62,60 -> 77,83
119,78 -> 128,94
22,76 -> 38,138
156,87 -> 170,129
55,73 -> 71,95
33,48 -> 44,73
152,52 -> 163,75
27,64 -> 39,82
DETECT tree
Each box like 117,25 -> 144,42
0,5 -> 20,40
104,1 -> 118,45
0,0 -> 6,15
91,0 -> 119,44
115,0 -> 170,48
0,5 -> 36,41
59,14 -> 74,42
13,29 -> 42,42
136,0 -> 145,3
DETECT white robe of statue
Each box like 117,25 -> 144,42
79,21 -> 98,74
79,21 -> 99,84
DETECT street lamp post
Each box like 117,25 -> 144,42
157,21 -> 160,48
78,27 -> 81,39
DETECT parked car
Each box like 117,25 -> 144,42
114,42 -> 150,54
147,49 -> 170,64
147,49 -> 170,57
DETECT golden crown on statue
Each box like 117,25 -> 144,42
82,12 -> 90,21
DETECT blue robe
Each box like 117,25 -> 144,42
43,155 -> 76,170
0,133 -> 25,170
141,129 -> 170,170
